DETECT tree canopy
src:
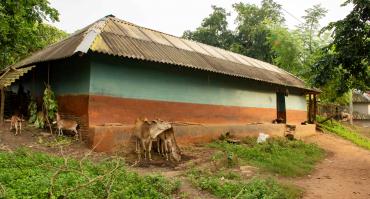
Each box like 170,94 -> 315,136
311,0 -> 370,94
0,0 -> 67,69
183,0 -> 368,103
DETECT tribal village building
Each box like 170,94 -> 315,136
0,15 -> 319,152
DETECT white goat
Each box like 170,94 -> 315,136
55,113 -> 79,139
10,115 -> 22,135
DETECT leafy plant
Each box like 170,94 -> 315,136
28,99 -> 38,124
43,85 -> 58,121
209,137 -> 325,177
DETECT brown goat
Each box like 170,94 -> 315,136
55,113 -> 79,139
10,115 -> 22,135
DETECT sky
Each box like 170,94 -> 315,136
49,0 -> 352,36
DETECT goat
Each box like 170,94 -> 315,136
10,115 -> 22,135
55,113 -> 79,139
157,128 -> 181,162
133,118 -> 153,161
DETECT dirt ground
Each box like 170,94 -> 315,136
295,133 -> 370,199
1,122 -> 370,198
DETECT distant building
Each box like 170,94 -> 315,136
0,16 -> 319,151
353,90 -> 370,119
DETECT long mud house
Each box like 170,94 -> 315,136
0,15 -> 319,152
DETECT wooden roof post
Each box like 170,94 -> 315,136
308,94 -> 313,123
313,94 -> 317,122
0,88 -> 4,124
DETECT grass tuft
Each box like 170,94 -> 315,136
209,137 -> 325,177
0,148 -> 180,198
318,116 -> 370,150
186,168 -> 301,199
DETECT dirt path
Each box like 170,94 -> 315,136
294,133 -> 370,199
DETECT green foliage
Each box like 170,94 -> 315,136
233,0 -> 284,63
318,116 -> 370,150
43,85 -> 58,121
268,25 -> 304,75
183,6 -> 235,49
34,113 -> 45,129
209,137 -> 325,177
28,99 -> 38,123
0,0 -> 67,68
0,149 -> 180,198
186,168 -> 301,199
37,136 -> 74,148
312,0 -> 370,93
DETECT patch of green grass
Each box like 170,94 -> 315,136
0,148 -> 180,198
37,136 -> 74,147
318,116 -> 370,150
209,137 -> 325,177
186,168 -> 301,199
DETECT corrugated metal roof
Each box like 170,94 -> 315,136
353,90 -> 370,103
0,66 -> 35,88
5,15 -> 317,92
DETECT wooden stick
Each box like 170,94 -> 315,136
170,121 -> 204,126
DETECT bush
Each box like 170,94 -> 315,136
0,149 -> 179,198
209,137 -> 325,177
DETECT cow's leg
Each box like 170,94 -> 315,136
136,138 -> 141,161
19,122 -> 22,135
141,140 -> 146,160
14,123 -> 18,135
164,139 -> 169,161
148,140 -> 152,161
157,138 -> 160,154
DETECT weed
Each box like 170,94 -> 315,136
0,148 -> 179,198
318,116 -> 370,150
209,137 -> 325,177
186,168 -> 301,199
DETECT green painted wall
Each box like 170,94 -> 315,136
50,56 -> 90,95
14,56 -> 90,97
89,54 -> 307,111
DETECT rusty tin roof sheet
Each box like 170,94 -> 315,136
6,15 -> 316,91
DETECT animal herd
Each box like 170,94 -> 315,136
9,114 -> 182,162
134,118 -> 182,162
9,112 -> 79,139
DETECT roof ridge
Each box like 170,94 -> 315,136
73,16 -> 111,53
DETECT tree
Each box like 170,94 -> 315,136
267,25 -> 303,75
0,0 -> 66,69
183,6 -> 234,49
312,0 -> 370,94
233,0 -> 284,62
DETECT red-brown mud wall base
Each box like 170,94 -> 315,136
88,95 -> 291,125
57,95 -> 89,137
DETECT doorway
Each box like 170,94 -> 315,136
276,92 -> 286,123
